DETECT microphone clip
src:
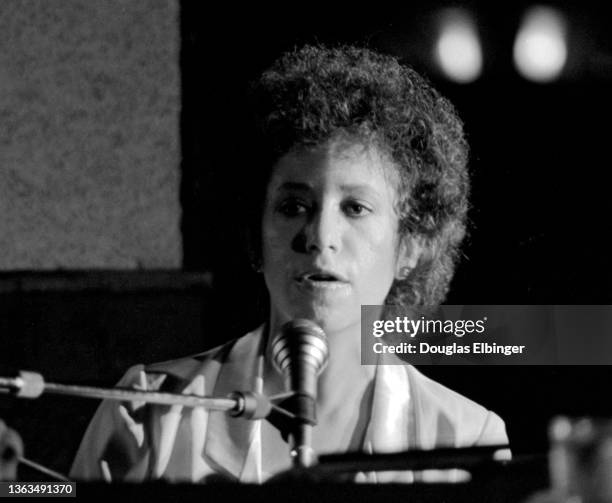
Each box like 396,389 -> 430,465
267,391 -> 317,443
227,391 -> 272,420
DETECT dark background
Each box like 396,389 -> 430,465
3,0 -> 612,481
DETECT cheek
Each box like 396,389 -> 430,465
261,218 -> 291,265
362,235 -> 399,301
357,224 -> 399,271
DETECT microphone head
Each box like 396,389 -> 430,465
270,319 -> 329,395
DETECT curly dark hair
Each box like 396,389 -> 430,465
247,44 -> 469,310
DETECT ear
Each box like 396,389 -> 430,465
395,236 -> 424,280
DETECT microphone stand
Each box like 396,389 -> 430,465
18,456 -> 71,482
0,370 -> 285,482
265,392 -> 318,469
0,371 -> 272,419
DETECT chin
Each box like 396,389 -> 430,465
285,302 -> 361,335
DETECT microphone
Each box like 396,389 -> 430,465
270,319 -> 329,468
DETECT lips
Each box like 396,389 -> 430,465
295,269 -> 348,283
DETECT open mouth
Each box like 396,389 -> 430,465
295,271 -> 348,286
303,273 -> 340,282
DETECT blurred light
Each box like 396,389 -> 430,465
513,6 -> 568,82
435,9 -> 483,84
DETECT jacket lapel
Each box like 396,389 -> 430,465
361,364 -> 415,483
202,326 -> 266,481
365,364 -> 412,452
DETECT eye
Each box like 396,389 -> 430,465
343,201 -> 372,217
276,198 -> 309,217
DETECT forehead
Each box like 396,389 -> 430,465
267,138 -> 400,193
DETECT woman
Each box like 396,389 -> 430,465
70,45 -> 508,483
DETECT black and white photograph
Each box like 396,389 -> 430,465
2,1 -> 612,500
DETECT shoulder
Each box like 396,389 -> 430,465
405,366 -> 509,450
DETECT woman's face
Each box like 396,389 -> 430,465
261,138 -> 405,333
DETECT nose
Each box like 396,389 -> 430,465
293,204 -> 341,254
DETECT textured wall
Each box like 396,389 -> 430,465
0,0 -> 181,269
